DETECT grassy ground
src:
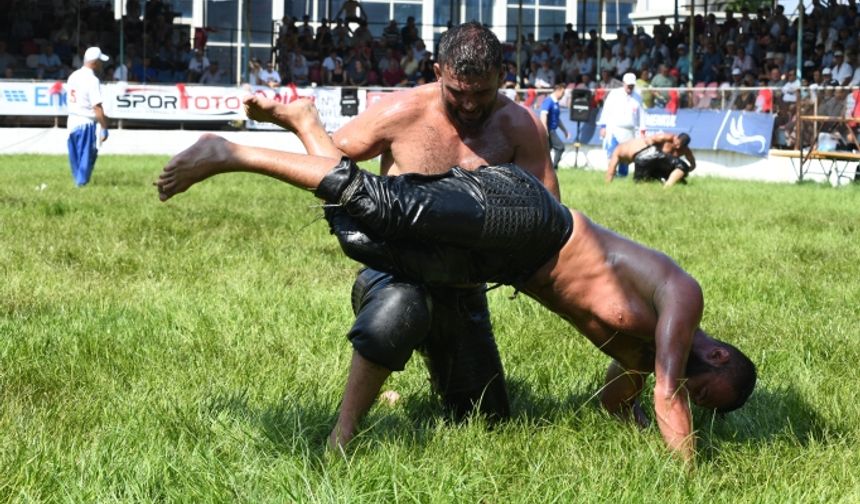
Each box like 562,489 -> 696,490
1,154 -> 859,502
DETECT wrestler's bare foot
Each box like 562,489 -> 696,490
243,95 -> 321,133
157,133 -> 233,201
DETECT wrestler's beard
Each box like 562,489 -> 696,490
445,97 -> 495,131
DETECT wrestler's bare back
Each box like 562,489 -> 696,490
525,211 -> 688,371
332,83 -> 541,175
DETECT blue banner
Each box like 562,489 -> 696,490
557,108 -> 774,158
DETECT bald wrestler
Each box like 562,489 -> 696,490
156,132 -> 756,464
605,133 -> 696,187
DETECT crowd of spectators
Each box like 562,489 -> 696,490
259,15 -> 435,88
0,0 -> 227,85
3,0 -> 860,146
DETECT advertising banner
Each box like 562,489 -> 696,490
561,108 -> 775,158
0,81 -> 67,116
1,81 -> 774,157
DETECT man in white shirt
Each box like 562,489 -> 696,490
66,47 -> 109,187
596,72 -> 646,177
187,49 -> 210,82
258,61 -> 282,88
830,51 -> 853,86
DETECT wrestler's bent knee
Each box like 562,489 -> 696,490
348,270 -> 432,371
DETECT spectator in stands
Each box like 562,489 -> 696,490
37,43 -> 64,80
533,60 -> 556,88
599,68 -> 622,89
731,45 -> 754,75
558,49 -> 575,83
199,61 -> 227,85
400,47 -> 419,82
650,35 -> 671,67
653,15 -> 671,40
133,57 -> 157,84
352,20 -> 373,49
850,54 -> 860,87
187,49 -> 209,82
502,62 -> 518,88
401,16 -> 419,49
616,46 -> 633,78
578,72 -> 597,91
299,15 -> 314,39
331,18 -> 351,46
0,41 -> 16,77
335,0 -> 367,27
326,58 -> 346,86
322,49 -> 342,83
698,40 -> 723,83
377,47 -> 396,74
259,61 -> 282,88
415,52 -> 435,84
650,64 -> 674,108
112,56 -> 132,82
630,41 -> 651,76
347,59 -> 368,86
382,58 -> 407,87
247,58 -> 262,86
781,67 -> 800,106
413,40 -> 428,62
831,50 -> 854,86
636,68 -> 653,108
598,46 -> 616,77
575,46 -> 594,77
383,20 -> 401,50
288,48 -> 310,86
674,44 -> 690,83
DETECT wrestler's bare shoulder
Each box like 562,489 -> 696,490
492,94 -> 543,133
365,84 -> 439,124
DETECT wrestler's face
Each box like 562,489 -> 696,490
685,370 -> 737,411
435,64 -> 502,129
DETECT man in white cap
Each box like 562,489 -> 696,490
596,71 -> 645,177
830,50 -> 853,86
65,46 -> 109,187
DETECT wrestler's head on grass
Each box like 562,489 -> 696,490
434,22 -> 504,129
684,336 -> 757,413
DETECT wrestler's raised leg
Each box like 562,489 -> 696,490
243,95 -> 341,159
157,133 -> 341,202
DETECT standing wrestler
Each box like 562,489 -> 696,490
241,22 -> 558,449
605,132 -> 696,187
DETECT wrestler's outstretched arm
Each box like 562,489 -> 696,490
652,271 -> 704,464
156,133 -> 341,201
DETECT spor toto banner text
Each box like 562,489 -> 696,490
0,81 -> 366,132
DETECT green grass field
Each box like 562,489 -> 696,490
2,154 -> 859,502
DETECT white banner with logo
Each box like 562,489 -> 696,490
0,81 -> 368,132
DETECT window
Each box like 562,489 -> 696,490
538,9 -> 565,41
506,7 -> 535,44
206,0 -> 238,44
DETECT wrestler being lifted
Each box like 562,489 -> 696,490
158,100 -> 755,465
163,22 -> 560,453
